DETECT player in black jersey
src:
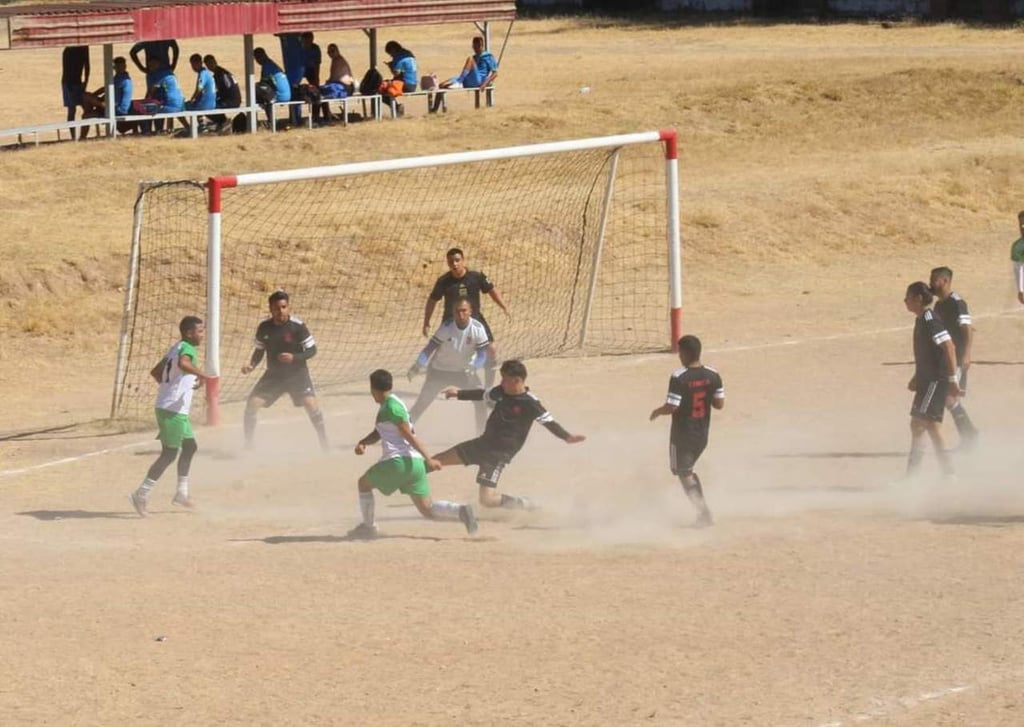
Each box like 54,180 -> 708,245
649,335 -> 724,527
434,359 -> 585,510
929,267 -> 978,448
904,282 -> 960,477
422,247 -> 512,388
240,290 -> 328,451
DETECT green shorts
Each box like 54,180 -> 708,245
365,457 -> 430,497
155,408 -> 194,449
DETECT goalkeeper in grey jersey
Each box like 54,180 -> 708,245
408,298 -> 490,434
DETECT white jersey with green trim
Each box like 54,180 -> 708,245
155,340 -> 199,415
1012,237 -> 1024,293
376,394 -> 422,461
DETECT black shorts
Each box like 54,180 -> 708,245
250,369 -> 316,407
454,437 -> 511,488
910,379 -> 948,422
670,440 -> 706,476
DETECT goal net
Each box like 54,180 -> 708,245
112,131 -> 682,422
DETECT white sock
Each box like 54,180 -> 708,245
136,478 -> 157,498
359,491 -> 375,526
176,476 -> 189,497
430,500 -> 461,521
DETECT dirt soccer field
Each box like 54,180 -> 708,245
3,18 -> 1024,726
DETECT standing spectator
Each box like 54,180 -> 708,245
383,40 -> 418,117
1011,211 -> 1024,305
431,36 -> 499,113
61,45 -> 90,140
80,55 -> 133,139
929,266 -> 978,449
203,54 -> 241,132
300,32 -> 326,124
903,281 -> 960,479
180,53 -> 216,134
130,39 -> 179,73
253,47 -> 291,127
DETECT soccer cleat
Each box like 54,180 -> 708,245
346,522 -> 379,540
695,510 -> 714,528
129,492 -> 148,518
459,505 -> 479,535
171,493 -> 195,509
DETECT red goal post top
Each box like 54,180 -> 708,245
205,130 -> 679,212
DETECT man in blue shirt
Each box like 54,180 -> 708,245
80,56 -> 133,139
431,36 -> 498,113
130,40 -> 179,73
180,53 -> 216,134
253,47 -> 291,126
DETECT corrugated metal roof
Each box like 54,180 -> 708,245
0,0 -> 515,49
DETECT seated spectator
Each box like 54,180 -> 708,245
317,43 -> 355,121
383,40 -> 418,117
179,53 -> 217,134
253,46 -> 291,127
431,36 -> 498,113
203,54 -> 241,132
80,56 -> 133,139
136,57 -> 183,134
130,40 -> 179,73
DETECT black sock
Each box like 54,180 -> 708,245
243,409 -> 257,447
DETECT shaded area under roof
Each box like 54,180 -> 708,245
0,0 -> 516,49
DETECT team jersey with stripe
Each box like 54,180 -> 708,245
155,340 -> 198,415
913,309 -> 951,382
375,394 -> 421,461
666,365 -> 724,448
428,319 -> 490,372
458,386 -> 571,457
253,316 -> 315,376
933,292 -> 971,362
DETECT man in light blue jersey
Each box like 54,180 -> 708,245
348,369 -> 478,539
180,53 -> 217,134
81,56 -> 133,139
431,36 -> 498,113
130,316 -> 209,517
253,47 -> 291,127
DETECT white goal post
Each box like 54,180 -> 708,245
113,130 -> 683,424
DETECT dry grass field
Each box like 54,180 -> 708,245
3,17 -> 1024,726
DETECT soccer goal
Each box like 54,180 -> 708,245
111,130 -> 682,423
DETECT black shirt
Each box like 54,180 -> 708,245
666,365 -> 724,448
212,66 -> 241,108
62,46 -> 89,84
933,293 -> 971,362
913,309 -> 951,382
252,316 -> 316,376
459,386 -> 570,457
430,270 -> 494,323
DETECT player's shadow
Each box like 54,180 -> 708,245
235,532 -> 446,544
766,451 -> 905,460
17,509 -> 137,521
929,514 -> 1024,528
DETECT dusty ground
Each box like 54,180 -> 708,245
2,17 -> 1024,726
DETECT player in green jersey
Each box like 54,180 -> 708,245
130,316 -> 209,517
348,368 -> 478,539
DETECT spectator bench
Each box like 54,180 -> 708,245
0,117 -> 114,146
384,85 -> 496,118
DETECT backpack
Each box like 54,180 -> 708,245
358,67 -> 384,96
